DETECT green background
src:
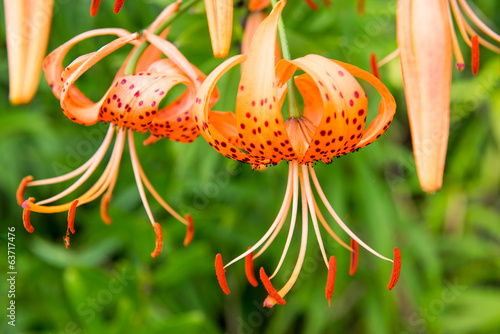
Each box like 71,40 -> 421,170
1,0 -> 500,333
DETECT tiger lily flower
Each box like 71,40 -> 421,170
4,0 -> 53,105
17,2 -> 208,257
205,0 -> 233,58
397,0 -> 500,192
90,0 -> 125,16
193,1 -> 400,307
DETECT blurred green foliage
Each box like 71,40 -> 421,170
1,0 -> 500,333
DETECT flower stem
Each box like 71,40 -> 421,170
124,0 -> 202,75
271,0 -> 301,119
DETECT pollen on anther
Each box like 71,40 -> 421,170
260,267 -> 286,305
471,35 -> 480,75
326,256 -> 336,307
387,247 -> 401,290
22,198 -> 35,233
245,249 -> 258,287
151,222 -> 163,258
215,253 -> 230,294
67,200 -> 78,234
183,214 -> 194,246
349,238 -> 359,276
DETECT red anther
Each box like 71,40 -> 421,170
259,267 -> 286,305
22,198 -> 35,233
113,0 -> 124,14
370,53 -> 380,79
100,193 -> 112,225
357,0 -> 365,15
17,176 -> 33,205
215,253 -> 230,294
471,35 -> 480,75
325,256 -> 336,307
183,214 -> 194,246
90,0 -> 100,16
245,249 -> 258,287
151,223 -> 163,258
304,0 -> 319,10
387,247 -> 401,290
349,238 -> 359,276
67,200 -> 78,234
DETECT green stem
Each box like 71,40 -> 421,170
270,0 -> 301,119
124,0 -> 202,75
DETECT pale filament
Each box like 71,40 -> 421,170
308,165 -> 393,263
269,160 -> 300,279
461,16 -> 500,53
448,5 -> 466,67
224,162 -> 294,268
36,125 -> 116,205
301,164 -> 329,268
450,0 -> 472,46
28,124 -> 115,187
458,0 -> 500,43
377,49 -> 400,68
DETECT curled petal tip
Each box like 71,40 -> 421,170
387,247 -> 401,290
215,253 -> 230,294
151,223 -> 163,258
183,214 -> 195,246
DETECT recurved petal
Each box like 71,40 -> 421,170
204,0 -> 233,58
99,72 -> 195,134
276,54 -> 368,164
235,1 -> 295,165
43,28 -> 134,100
249,0 -> 270,11
192,54 -> 262,165
5,0 -> 54,105
59,33 -> 140,125
397,0 -> 451,192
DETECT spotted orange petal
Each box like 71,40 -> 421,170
43,29 -> 134,100
99,72 -> 195,134
276,55 -> 368,163
58,33 -> 140,125
235,0 -> 295,165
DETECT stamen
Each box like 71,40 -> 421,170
357,0 -> 365,15
472,34 -> 480,75
304,0 -> 319,11
22,198 -> 35,233
215,253 -> 230,294
270,161 -> 299,278
100,193 -> 113,225
325,256 -> 336,307
67,200 -> 78,234
377,48 -> 400,68
90,0 -> 100,16
308,166 -> 393,263
245,248 -> 258,287
450,0 -> 472,47
113,0 -> 124,14
301,164 -> 328,268
17,175 -> 33,205
151,222 -> 163,258
387,247 -> 401,290
448,6 -> 466,71
349,238 -> 359,276
370,53 -> 380,79
458,0 -> 500,44
183,214 -> 195,246
260,267 -> 286,306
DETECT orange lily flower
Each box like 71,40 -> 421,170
90,0 -> 125,16
17,2 -> 208,257
205,0 -> 233,58
4,0 -> 53,105
193,1 -> 400,307
397,0 -> 500,192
